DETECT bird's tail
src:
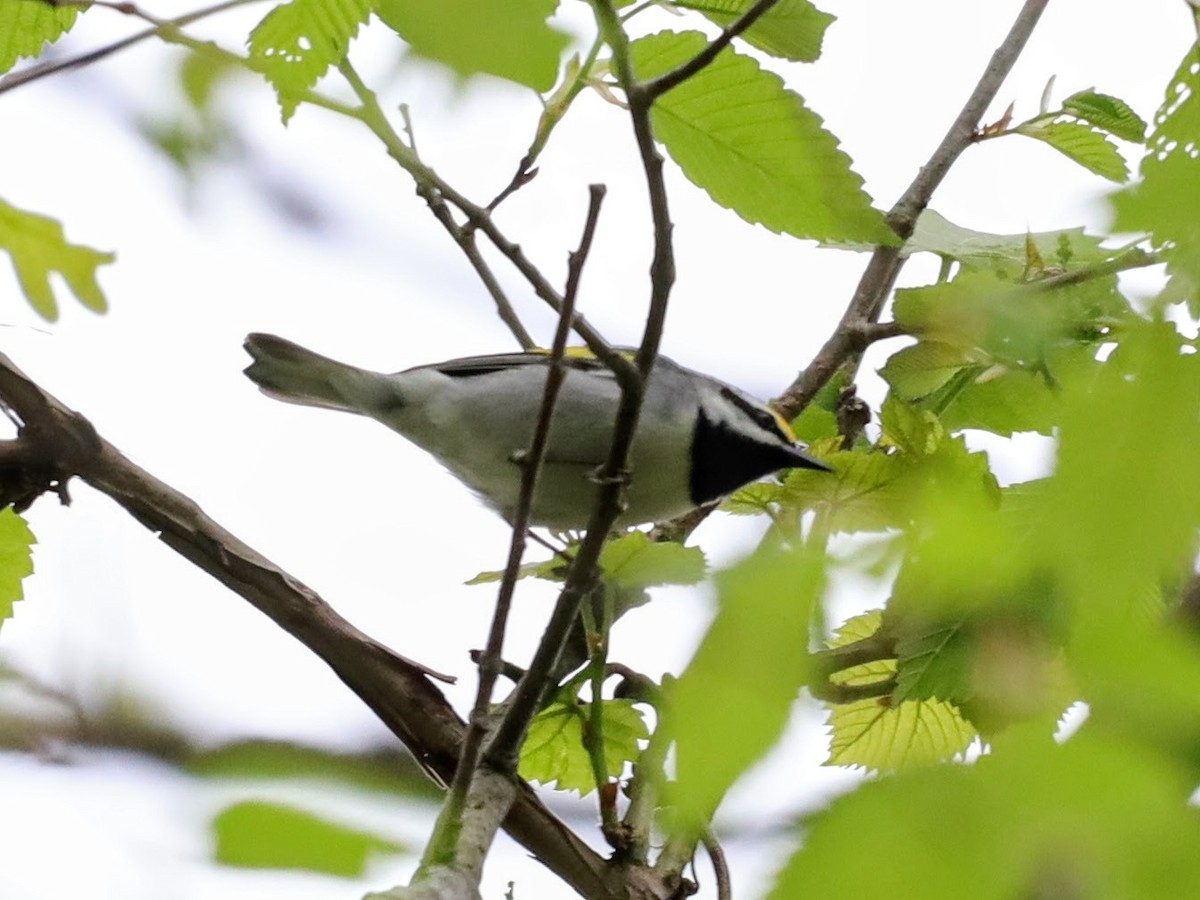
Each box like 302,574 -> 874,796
243,333 -> 395,414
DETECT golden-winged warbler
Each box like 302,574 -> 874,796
243,333 -> 831,528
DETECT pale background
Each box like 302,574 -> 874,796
0,1 -> 1187,897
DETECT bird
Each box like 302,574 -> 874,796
243,333 -> 831,529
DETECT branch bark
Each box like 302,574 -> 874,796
774,0 -> 1053,420
0,351 -> 661,900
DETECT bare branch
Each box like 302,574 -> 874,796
417,186 -> 607,885
774,0 -> 1053,420
0,351 -> 643,900
640,0 -> 781,100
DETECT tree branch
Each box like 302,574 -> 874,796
640,0 -> 781,100
414,187 -> 607,889
774,0 -> 1053,420
0,351 -> 647,900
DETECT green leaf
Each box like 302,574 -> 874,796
824,611 -> 977,770
667,545 -> 824,828
674,0 -> 835,62
879,341 -> 977,401
721,480 -> 786,516
775,730 -> 1200,899
375,0 -> 569,92
0,509 -> 34,630
465,556 -> 567,585
1062,89 -> 1148,143
0,0 -> 79,75
0,199 -> 113,320
519,699 -> 648,795
630,31 -> 893,244
599,530 -> 705,587
788,399 -> 840,443
1112,46 -> 1200,290
903,210 -> 1112,272
1014,118 -> 1129,183
1037,321 -> 1200,749
212,800 -> 406,875
247,0 -> 371,124
782,451 -> 908,533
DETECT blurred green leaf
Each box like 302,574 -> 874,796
630,30 -> 894,244
1037,320 -> 1200,749
248,0 -> 371,123
667,545 -> 824,828
0,509 -> 34,629
0,0 -> 79,75
675,0 -> 834,62
1112,46 -> 1200,291
776,729 -> 1200,899
599,531 -> 705,588
0,199 -> 113,320
465,555 -> 566,585
519,699 -> 648,794
375,0 -> 569,91
212,800 -> 407,875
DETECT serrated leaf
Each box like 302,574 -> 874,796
375,0 -> 569,92
721,480 -> 786,515
0,199 -> 113,320
1062,89 -> 1147,143
675,0 -> 834,62
824,611 -> 976,770
668,546 -> 824,828
0,509 -> 34,629
879,394 -> 944,455
826,694 -> 976,770
519,699 -> 648,795
788,400 -> 840,443
248,0 -> 371,124
892,621 -> 971,704
599,530 -> 705,587
782,451 -> 907,533
0,0 -> 79,75
212,800 -> 406,875
1015,118 -> 1129,183
879,341 -> 976,401
630,30 -> 893,244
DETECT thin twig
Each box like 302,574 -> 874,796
485,0 -> 681,773
335,59 -> 638,382
419,186 -> 607,879
774,0 -> 1053,420
700,829 -> 732,900
0,351 -> 658,899
640,0 -> 781,100
0,0 -> 263,96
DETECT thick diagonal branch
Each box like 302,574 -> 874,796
0,351 -> 637,900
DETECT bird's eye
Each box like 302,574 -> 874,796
720,388 -> 796,442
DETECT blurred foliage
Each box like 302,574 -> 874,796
213,799 -> 408,875
2,1 -> 1200,898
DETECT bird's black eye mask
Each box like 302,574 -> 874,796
718,387 -> 797,444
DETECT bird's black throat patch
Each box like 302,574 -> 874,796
689,408 -> 805,506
